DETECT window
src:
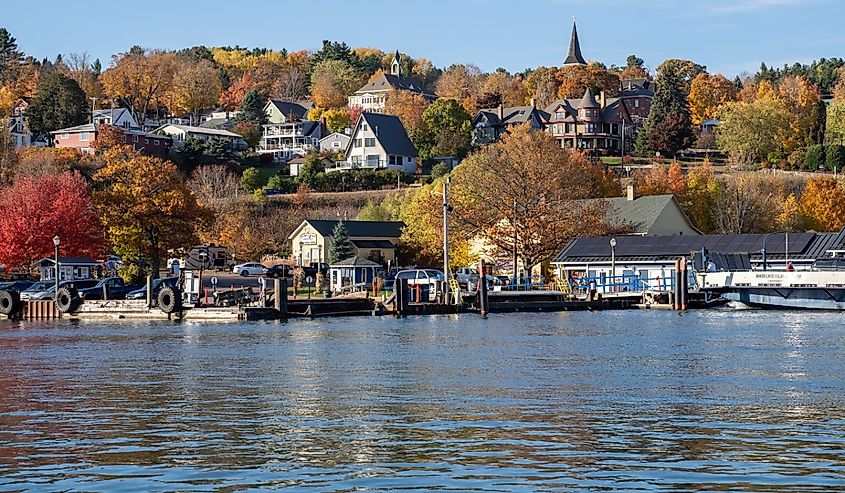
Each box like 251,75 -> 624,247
153,139 -> 159,145
634,99 -> 640,108
555,111 -> 566,120
133,135 -> 139,143
587,124 -> 596,133
362,124 -> 368,131
144,138 -> 149,144
389,155 -> 396,165
353,139 -> 362,148
79,132 -> 89,141
364,137 -> 376,147
61,133 -> 69,140
332,141 -> 341,148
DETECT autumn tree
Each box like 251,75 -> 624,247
684,162 -> 719,233
656,59 -> 706,95
524,66 -> 561,108
310,59 -> 365,108
384,90 -> 430,134
91,124 -> 127,153
435,64 -> 484,111
93,148 -> 213,276
688,73 -> 736,125
618,54 -> 649,80
556,63 -> 620,99
275,63 -> 309,101
777,75 -> 824,149
800,176 -> 845,232
826,100 -> 845,145
0,172 -> 106,269
65,52 -> 103,103
323,107 -> 351,133
636,67 -> 693,157
716,97 -> 792,163
218,72 -> 253,110
450,125 -> 614,273
170,58 -> 222,122
712,174 -> 782,234
480,70 -> 528,107
100,49 -> 179,125
26,72 -> 88,135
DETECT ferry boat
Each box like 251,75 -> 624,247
696,269 -> 845,310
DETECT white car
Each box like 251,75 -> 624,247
454,267 -> 479,285
233,262 -> 267,277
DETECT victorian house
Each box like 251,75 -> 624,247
471,103 -> 545,145
348,51 -> 436,113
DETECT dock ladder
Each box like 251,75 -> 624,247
449,277 -> 461,305
555,277 -> 573,298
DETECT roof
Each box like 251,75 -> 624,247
266,100 -> 310,120
553,232 -> 839,264
93,108 -> 132,121
578,195 -> 696,235
357,113 -> 418,157
351,239 -> 396,249
38,256 -> 100,266
199,118 -> 235,130
291,220 -> 405,239
320,132 -> 351,143
330,256 -> 383,268
354,73 -> 435,97
155,124 -> 243,139
474,106 -> 539,127
579,87 -> 600,109
50,123 -> 97,134
563,22 -> 586,65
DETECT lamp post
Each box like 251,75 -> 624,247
442,177 -> 450,305
609,237 -> 617,293
761,232 -> 790,271
52,236 -> 60,300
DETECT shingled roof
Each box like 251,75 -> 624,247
290,220 -> 405,239
353,73 -> 435,98
357,112 -> 418,157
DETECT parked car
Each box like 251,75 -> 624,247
125,277 -> 178,300
394,269 -> 445,287
78,277 -> 140,300
0,280 -> 35,293
233,262 -> 267,277
302,262 -> 329,278
20,279 -> 99,301
454,267 -> 479,285
266,264 -> 293,278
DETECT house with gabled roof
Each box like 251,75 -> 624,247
257,120 -> 324,163
288,219 -> 406,266
93,108 -> 139,131
153,124 -> 247,151
264,100 -> 314,124
471,103 -> 545,145
348,51 -> 436,113
329,112 -> 418,174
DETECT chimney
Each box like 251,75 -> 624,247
530,98 -> 536,109
497,103 -> 504,121
600,90 -> 606,109
626,184 -> 635,201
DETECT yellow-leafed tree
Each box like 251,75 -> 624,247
800,176 -> 845,232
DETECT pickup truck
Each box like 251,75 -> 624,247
78,277 -> 140,300
302,262 -> 329,278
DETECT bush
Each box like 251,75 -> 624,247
305,170 -> 414,193
826,144 -> 845,171
787,149 -> 805,170
431,162 -> 451,179
259,153 -> 274,165
241,167 -> 262,191
804,144 -> 826,171
266,174 -> 297,193
767,151 -> 784,165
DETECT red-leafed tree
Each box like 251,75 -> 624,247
0,172 -> 107,270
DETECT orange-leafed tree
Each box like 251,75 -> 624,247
219,73 -> 253,111
91,124 -> 127,154
800,176 -> 845,232
556,63 -> 620,99
688,73 -> 736,125
93,148 -> 213,276
99,49 -> 179,125
383,90 -> 429,134
0,172 -> 106,269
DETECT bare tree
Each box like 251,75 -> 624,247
273,65 -> 309,102
188,164 -> 242,207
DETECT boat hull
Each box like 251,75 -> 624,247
723,288 -> 845,310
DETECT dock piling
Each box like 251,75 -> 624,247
478,259 -> 489,317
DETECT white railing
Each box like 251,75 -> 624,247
258,142 -> 315,152
326,160 -> 386,172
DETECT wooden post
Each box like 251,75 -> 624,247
146,275 -> 153,308
397,278 -> 409,317
102,283 -> 109,301
680,257 -> 688,311
279,278 -> 288,321
479,259 -> 489,318
673,259 -> 681,310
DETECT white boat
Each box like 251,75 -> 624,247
696,270 -> 845,310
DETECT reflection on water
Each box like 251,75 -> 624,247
1,311 -> 844,491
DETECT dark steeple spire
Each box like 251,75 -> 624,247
390,50 -> 402,76
563,20 -> 586,66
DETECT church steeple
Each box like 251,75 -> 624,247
563,20 -> 586,66
390,50 -> 402,76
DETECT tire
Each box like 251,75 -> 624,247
56,287 -> 80,313
0,290 -> 20,316
240,270 -> 249,277
158,286 -> 181,314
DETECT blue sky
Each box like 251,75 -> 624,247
4,0 -> 842,76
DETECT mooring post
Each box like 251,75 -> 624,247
146,275 -> 153,308
479,259 -> 489,318
681,257 -> 688,311
280,278 -> 288,321
397,278 -> 409,317
673,259 -> 681,310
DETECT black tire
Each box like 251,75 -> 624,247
56,287 -> 80,313
158,286 -> 181,314
240,270 -> 249,277
0,290 -> 20,316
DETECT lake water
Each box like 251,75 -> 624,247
1,311 -> 844,492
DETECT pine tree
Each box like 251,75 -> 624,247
237,90 -> 267,125
636,67 -> 693,157
328,221 -> 354,263
26,73 -> 88,135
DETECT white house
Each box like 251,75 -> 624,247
264,100 -> 312,124
93,108 -> 139,131
347,51 -> 435,113
154,124 -> 247,150
258,120 -> 323,162
319,132 -> 351,153
330,112 -> 418,174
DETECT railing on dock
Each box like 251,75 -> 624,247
22,301 -> 60,320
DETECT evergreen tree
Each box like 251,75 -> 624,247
328,221 -> 354,263
91,58 -> 102,77
0,28 -> 22,83
26,72 -> 88,135
635,67 -> 693,157
237,90 -> 267,125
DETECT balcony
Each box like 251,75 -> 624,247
326,160 -> 386,172
258,141 -> 316,152
262,125 -> 304,137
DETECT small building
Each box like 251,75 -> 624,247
288,219 -> 405,267
93,108 -> 139,131
319,132 -> 351,153
348,51 -> 436,113
153,124 -> 247,151
578,189 -> 701,237
700,118 -> 720,134
258,120 -> 324,162
472,104 -> 545,145
6,98 -> 33,148
51,123 -> 171,157
330,112 -> 417,174
329,256 -> 381,293
37,256 -> 101,282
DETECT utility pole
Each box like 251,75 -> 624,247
512,197 -> 518,282
442,177 -> 450,304
90,97 -> 98,123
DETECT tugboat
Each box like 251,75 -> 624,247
696,255 -> 845,310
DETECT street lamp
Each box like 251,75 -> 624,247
52,235 -> 60,300
761,232 -> 790,271
609,237 -> 617,293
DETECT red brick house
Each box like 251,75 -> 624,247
51,123 -> 171,157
